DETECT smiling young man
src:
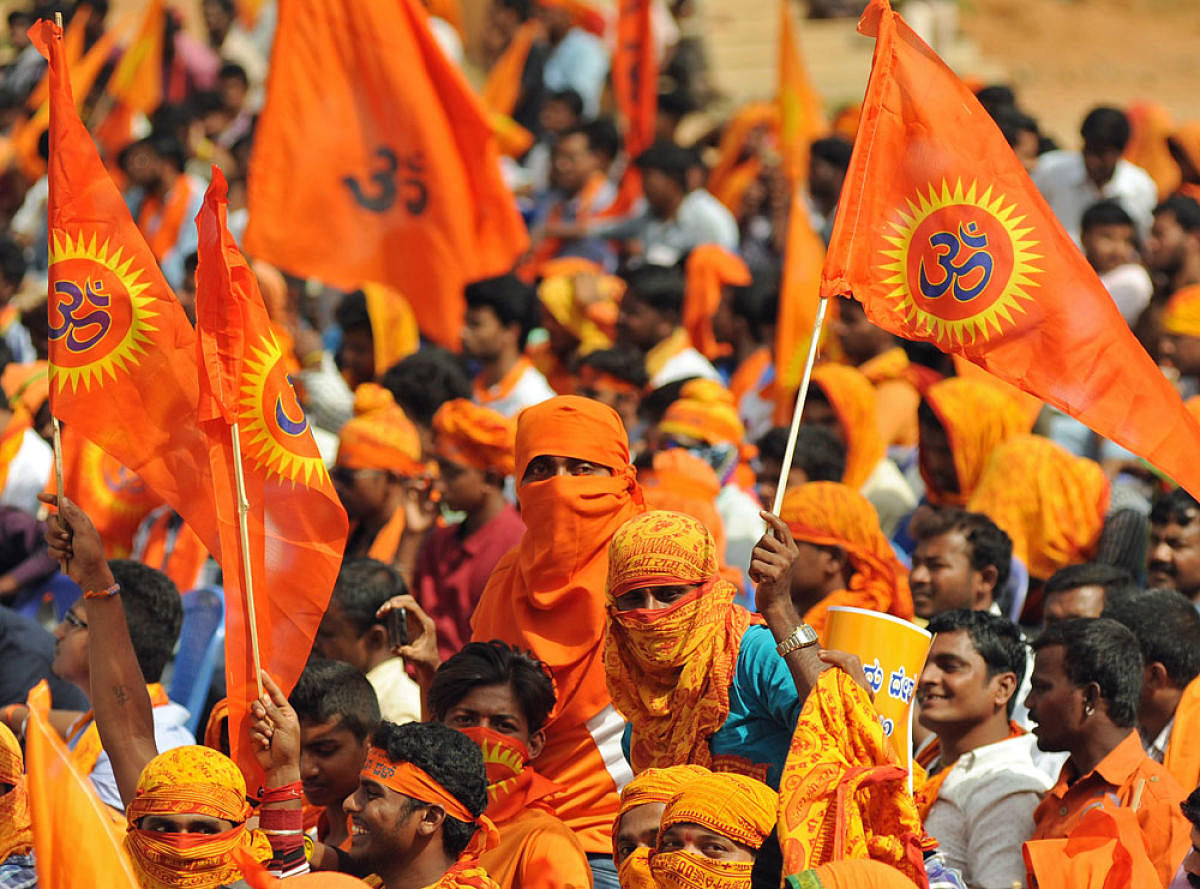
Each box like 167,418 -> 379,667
1027,618 -> 1191,887
290,658 -> 382,849
343,721 -> 497,889
914,610 -> 1050,889
909,509 -> 1012,621
1148,488 -> 1200,607
428,640 -> 591,889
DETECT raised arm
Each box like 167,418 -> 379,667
41,492 -> 156,806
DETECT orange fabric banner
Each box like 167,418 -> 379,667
105,0 -> 164,115
25,680 -> 141,888
244,0 -> 528,350
605,0 -> 657,217
822,0 -> 1200,498
773,0 -> 828,424
37,19 -> 221,558
195,167 -> 349,782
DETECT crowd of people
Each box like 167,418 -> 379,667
0,0 -> 1199,888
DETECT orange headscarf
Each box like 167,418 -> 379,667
1161,284 -> 1200,339
967,435 -> 1109,581
605,511 -> 758,772
920,377 -> 1032,507
124,746 -> 272,889
537,260 -> 622,356
0,722 -> 32,863
336,384 -> 424,475
683,246 -> 751,361
708,104 -> 779,215
363,283 -> 420,379
470,396 -> 644,851
433,398 -> 516,476
650,773 -> 778,889
1170,121 -> 1200,201
659,378 -> 746,448
615,765 -> 712,889
1124,102 -> 1180,201
780,483 -> 912,636
777,670 -> 932,884
811,365 -> 885,489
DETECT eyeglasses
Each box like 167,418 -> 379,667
63,610 -> 88,631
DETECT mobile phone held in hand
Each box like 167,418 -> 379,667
386,607 -> 410,649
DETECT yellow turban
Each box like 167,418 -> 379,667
660,772 -> 779,851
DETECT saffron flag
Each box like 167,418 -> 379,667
195,167 -> 349,780
245,0 -> 528,350
823,0 -> 1200,498
773,0 -> 828,423
26,680 -> 141,888
606,0 -> 657,216
92,0 -> 165,158
36,19 -> 221,554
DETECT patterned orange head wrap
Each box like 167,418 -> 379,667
659,379 -> 746,447
538,266 -> 622,356
604,511 -> 757,772
920,377 -> 1033,507
1162,284 -> 1200,339
361,747 -> 499,855
0,722 -> 32,863
811,365 -> 884,489
614,765 -> 713,885
780,483 -> 912,635
683,246 -> 751,360
967,435 -> 1109,581
433,399 -> 516,477
639,450 -> 735,587
660,772 -> 779,850
124,746 -> 272,889
336,383 -> 424,475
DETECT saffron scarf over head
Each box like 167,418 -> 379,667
433,399 -> 517,477
605,511 -> 757,772
811,365 -> 885,490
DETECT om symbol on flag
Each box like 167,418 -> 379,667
343,147 -> 429,216
917,222 -> 994,303
50,279 -> 111,352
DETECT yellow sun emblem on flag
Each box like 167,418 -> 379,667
47,232 -> 158,393
239,332 -> 328,486
879,180 -> 1042,347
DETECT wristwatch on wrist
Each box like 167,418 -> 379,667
775,623 -> 819,657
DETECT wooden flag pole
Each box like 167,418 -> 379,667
229,421 -> 264,697
771,296 -> 829,516
50,12 -> 65,570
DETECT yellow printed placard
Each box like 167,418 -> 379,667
825,606 -> 931,774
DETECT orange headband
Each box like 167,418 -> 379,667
362,749 -> 475,821
578,365 -> 642,397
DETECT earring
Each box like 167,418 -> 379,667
1084,703 -> 1095,717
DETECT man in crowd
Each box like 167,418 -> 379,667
615,263 -> 721,388
1041,563 -> 1137,625
1149,488 -> 1200,606
909,509 -> 1013,621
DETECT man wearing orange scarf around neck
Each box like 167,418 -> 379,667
780,482 -> 913,639
470,395 -> 643,889
429,641 -> 591,889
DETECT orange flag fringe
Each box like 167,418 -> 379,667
26,680 -> 141,888
773,0 -> 828,424
37,19 -> 222,556
195,166 -> 349,782
823,0 -> 1200,498
245,0 -> 528,350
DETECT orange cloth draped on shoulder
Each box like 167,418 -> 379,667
0,722 -> 32,863
124,746 -> 272,889
433,398 -> 517,477
363,283 -> 420,380
780,483 -> 912,636
811,364 -> 885,489
967,435 -> 1109,581
777,669 -> 932,885
920,377 -> 1032,507
1125,102 -> 1180,201
683,246 -> 751,361
708,104 -> 779,214
1164,673 -> 1200,793
796,860 -> 921,888
2,359 -> 49,416
1022,805 -> 1161,889
857,347 -> 920,449
604,511 -> 759,772
470,395 -> 644,854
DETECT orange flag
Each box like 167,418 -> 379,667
605,0 -> 657,216
92,0 -> 166,159
195,166 -> 349,782
25,680 -> 141,888
37,19 -> 221,553
773,0 -> 828,424
245,0 -> 528,350
822,0 -> 1200,498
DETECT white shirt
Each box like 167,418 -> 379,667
1100,262 -> 1153,326
649,347 -> 722,389
860,458 -> 917,538
1144,718 -> 1173,764
2,428 -> 52,515
366,657 -> 422,725
924,733 -> 1054,889
716,483 -> 764,588
1032,151 -> 1158,246
476,361 -> 556,418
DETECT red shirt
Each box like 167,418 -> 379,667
413,503 -> 526,661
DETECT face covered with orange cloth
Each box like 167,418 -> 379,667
604,511 -> 756,773
123,746 -> 272,889
780,483 -> 912,636
614,764 -> 713,882
649,772 -> 778,889
0,722 -> 32,864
